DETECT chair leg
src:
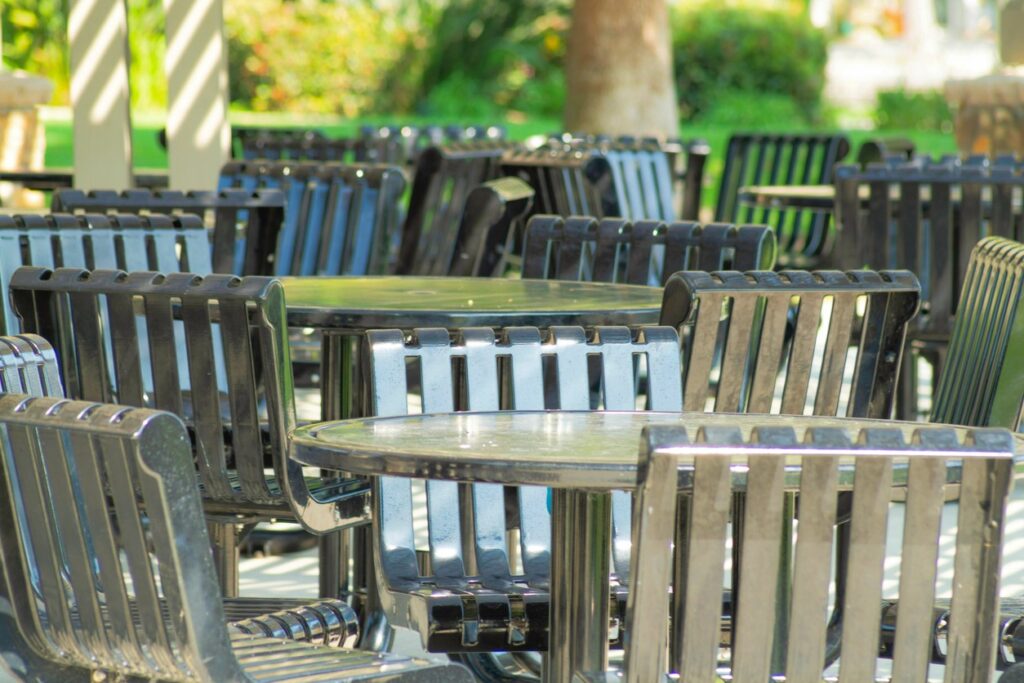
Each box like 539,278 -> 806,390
318,530 -> 347,598
208,521 -> 240,598
896,345 -> 918,421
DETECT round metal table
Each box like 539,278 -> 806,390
290,410 -> 1007,681
279,276 -> 663,601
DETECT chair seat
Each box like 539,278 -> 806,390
387,578 -> 628,653
230,633 -> 472,682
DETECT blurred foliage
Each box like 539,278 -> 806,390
224,0 -> 422,115
693,89 -> 815,129
2,0 -> 68,102
671,4 -> 828,124
875,89 -> 954,133
378,0 -> 569,118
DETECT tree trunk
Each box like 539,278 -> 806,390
563,0 -> 678,138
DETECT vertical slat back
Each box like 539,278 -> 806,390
365,325 -> 682,590
630,421 -> 1013,683
8,268 -> 338,532
661,269 -> 921,419
716,133 -> 850,267
0,395 -> 242,680
0,334 -> 64,397
521,215 -> 778,286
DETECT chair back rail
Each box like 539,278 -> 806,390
0,212 -> 212,337
715,133 -> 851,267
521,215 -> 777,285
395,143 -> 507,275
217,160 -> 406,276
8,267 -> 358,532
448,177 -> 534,277
501,148 -> 619,219
51,188 -> 285,276
0,393 -> 473,681
661,269 -> 921,419
932,236 -> 1024,428
365,325 -> 682,651
626,422 -> 1014,683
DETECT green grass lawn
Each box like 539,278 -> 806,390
41,111 -> 959,214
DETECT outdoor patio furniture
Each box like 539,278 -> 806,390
0,331 -> 363,647
856,136 -> 916,168
0,392 -> 472,682
628,420 -> 1014,682
544,133 -> 705,221
445,177 -> 534,277
394,143 -> 506,274
715,132 -> 852,268
501,147 -> 619,219
50,188 -> 286,275
359,124 -> 508,166
8,269 -> 369,597
833,156 -> 1024,418
521,215 -> 777,284
0,212 -> 213,334
217,160 -> 407,276
659,269 -> 920,416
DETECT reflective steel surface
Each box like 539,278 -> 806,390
291,410 -> 1016,490
279,276 -> 662,329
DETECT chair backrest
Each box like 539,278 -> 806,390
0,334 -> 63,396
447,177 -> 534,277
8,268 -> 350,533
714,132 -> 851,266
522,215 -> 777,285
501,148 -> 619,219
833,158 -> 1024,339
627,420 -> 1014,683
660,269 -> 921,418
365,326 -> 683,600
931,236 -> 1024,428
51,188 -> 285,276
0,394 -> 245,681
358,124 -> 507,166
395,143 -> 506,275
217,160 -> 407,275
0,213 -> 211,334
545,134 -> 710,221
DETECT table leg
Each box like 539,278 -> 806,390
547,488 -> 612,682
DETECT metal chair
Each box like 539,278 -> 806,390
833,157 -> 1024,419
0,331 -> 362,646
501,148 -> 620,220
364,327 -> 681,657
447,177 -> 535,277
51,188 -> 286,275
521,215 -> 777,285
9,268 -> 369,598
394,143 -> 507,275
0,393 -> 472,682
0,212 -> 213,334
217,160 -> 407,276
660,269 -> 921,417
627,420 -> 1014,683
714,132 -> 852,269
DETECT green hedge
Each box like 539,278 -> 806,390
672,5 -> 829,125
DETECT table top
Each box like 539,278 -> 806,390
738,184 -> 840,211
290,410 -> 1016,490
280,276 -> 663,330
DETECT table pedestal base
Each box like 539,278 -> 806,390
547,489 -> 612,683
